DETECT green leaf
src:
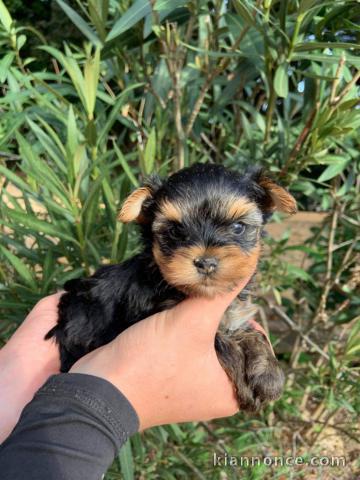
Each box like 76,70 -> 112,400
154,0 -> 187,11
0,245 -> 37,289
113,141 -> 139,188
16,134 -> 71,208
56,0 -> 102,46
237,101 -> 265,133
295,42 -> 360,52
240,111 -> 252,140
273,287 -> 282,305
83,48 -> 101,119
286,264 -> 313,283
315,154 -> 349,165
232,0 -> 256,27
40,45 -> 87,114
299,0 -> 320,15
345,318 -> 360,358
318,160 -> 349,182
274,63 -> 289,98
67,105 -> 79,158
106,0 -> 151,41
0,165 -> 33,194
143,128 -> 156,175
26,118 -> 66,174
42,249 -> 54,283
0,52 -> 14,82
118,440 -> 134,480
4,209 -> 78,245
0,0 -> 12,32
17,34 -> 26,50
58,268 -> 86,284
97,82 -> 144,146
293,52 -> 360,68
88,0 -> 107,41
180,41 -> 243,58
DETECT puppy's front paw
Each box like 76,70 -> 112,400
215,327 -> 284,412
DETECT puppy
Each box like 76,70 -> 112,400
46,163 -> 297,412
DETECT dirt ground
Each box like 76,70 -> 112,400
266,212 -> 327,266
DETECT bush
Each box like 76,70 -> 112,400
0,0 -> 359,478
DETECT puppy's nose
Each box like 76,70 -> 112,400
193,256 -> 218,274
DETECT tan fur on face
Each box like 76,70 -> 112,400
118,187 -> 152,223
259,177 -> 297,214
154,196 -> 262,232
160,200 -> 182,222
225,197 -> 258,221
153,242 -> 260,298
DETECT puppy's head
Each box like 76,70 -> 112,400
118,164 -> 297,297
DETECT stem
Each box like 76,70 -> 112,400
185,25 -> 251,136
281,102 -> 320,178
264,82 -> 276,143
330,54 -> 345,104
314,199 -> 340,323
287,14 -> 304,61
173,70 -> 185,170
330,70 -> 360,108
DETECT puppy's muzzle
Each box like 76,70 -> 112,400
193,256 -> 218,275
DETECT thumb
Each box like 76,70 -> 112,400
171,270 -> 255,338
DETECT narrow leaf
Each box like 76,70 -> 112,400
0,165 -> 33,194
97,83 -> 144,146
232,0 -> 256,27
118,440 -> 135,480
0,0 -> 12,32
154,0 -> 187,11
56,0 -> 102,46
293,53 -> 360,68
0,246 -> 37,289
318,160 -> 349,182
106,0 -> 151,41
143,128 -> 156,175
113,141 -> 139,187
84,48 -> 101,119
5,209 -> 78,245
295,42 -> 360,52
274,63 -> 289,98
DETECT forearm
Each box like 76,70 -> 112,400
0,341 -> 59,442
0,294 -> 63,442
0,373 -> 139,480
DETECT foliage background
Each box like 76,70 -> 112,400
0,0 -> 359,478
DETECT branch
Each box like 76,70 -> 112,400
184,25 -> 251,136
271,305 -> 330,361
281,102 -> 320,178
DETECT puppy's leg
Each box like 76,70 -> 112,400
215,300 -> 284,412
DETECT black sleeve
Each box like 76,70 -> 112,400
0,373 -> 139,480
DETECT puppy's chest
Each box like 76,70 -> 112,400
145,288 -> 257,333
221,298 -> 258,332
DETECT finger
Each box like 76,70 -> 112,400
10,292 -> 63,341
1,293 -> 62,371
171,269 -> 256,336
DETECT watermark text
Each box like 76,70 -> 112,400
213,453 -> 346,468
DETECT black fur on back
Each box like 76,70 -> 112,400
46,254 -> 184,371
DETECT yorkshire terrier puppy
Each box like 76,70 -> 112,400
46,163 -> 297,412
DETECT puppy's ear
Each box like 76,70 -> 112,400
258,175 -> 297,214
118,174 -> 162,223
118,187 -> 153,223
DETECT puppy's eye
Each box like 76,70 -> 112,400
232,222 -> 245,235
167,225 -> 178,238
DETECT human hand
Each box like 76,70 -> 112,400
0,294 -> 61,442
70,272 -> 269,430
